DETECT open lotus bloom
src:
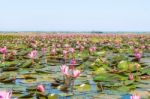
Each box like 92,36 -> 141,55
51,48 -> 56,54
72,70 -> 81,78
63,50 -> 68,59
89,47 -> 93,52
89,46 -> 96,52
63,50 -> 68,55
36,85 -> 45,92
60,65 -> 69,75
28,50 -> 38,59
60,65 -> 81,78
69,48 -> 75,53
141,45 -> 145,49
0,90 -> 12,99
0,46 -> 7,54
130,94 -> 140,99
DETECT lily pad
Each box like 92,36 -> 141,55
117,61 -> 141,72
48,94 -> 59,99
21,60 -> 32,68
75,84 -> 91,92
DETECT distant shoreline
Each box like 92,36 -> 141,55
0,31 -> 150,34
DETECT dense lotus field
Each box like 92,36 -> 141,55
0,33 -> 150,99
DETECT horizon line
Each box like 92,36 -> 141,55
0,31 -> 150,33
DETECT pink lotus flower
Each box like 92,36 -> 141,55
69,58 -> 77,69
63,50 -> 68,55
60,65 -> 81,78
69,48 -> 75,53
63,50 -> 68,59
41,48 -> 47,55
70,59 -> 76,65
28,50 -> 38,59
76,41 -> 80,45
0,46 -> 7,60
79,46 -> 84,52
141,45 -> 145,49
60,65 -> 69,75
89,47 -> 93,52
0,46 -> 7,54
51,48 -> 56,55
134,52 -> 142,61
89,46 -> 96,53
92,46 -> 96,51
72,70 -> 81,78
128,73 -> 134,80
36,84 -> 45,92
0,90 -> 12,99
130,94 -> 140,99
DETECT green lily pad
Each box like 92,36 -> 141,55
0,60 -> 20,67
141,68 -> 150,75
117,86 -> 130,92
117,61 -> 141,72
19,93 -> 34,98
21,60 -> 32,68
75,84 -> 91,92
94,67 -> 107,75
93,75 -> 109,82
59,93 -> 73,97
123,80 -> 134,86
48,94 -> 58,99
0,84 -> 26,91
96,51 -> 106,56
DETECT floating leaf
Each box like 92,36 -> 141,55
75,84 -> 91,92
48,94 -> 58,99
21,60 -> 32,68
117,61 -> 141,72
93,75 -> 109,82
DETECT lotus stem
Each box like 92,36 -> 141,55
32,59 -> 35,64
2,54 -> 6,61
71,79 -> 75,93
65,75 -> 70,87
99,82 -> 104,91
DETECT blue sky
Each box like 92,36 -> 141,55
0,0 -> 149,31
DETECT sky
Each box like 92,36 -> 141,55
0,0 -> 149,31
